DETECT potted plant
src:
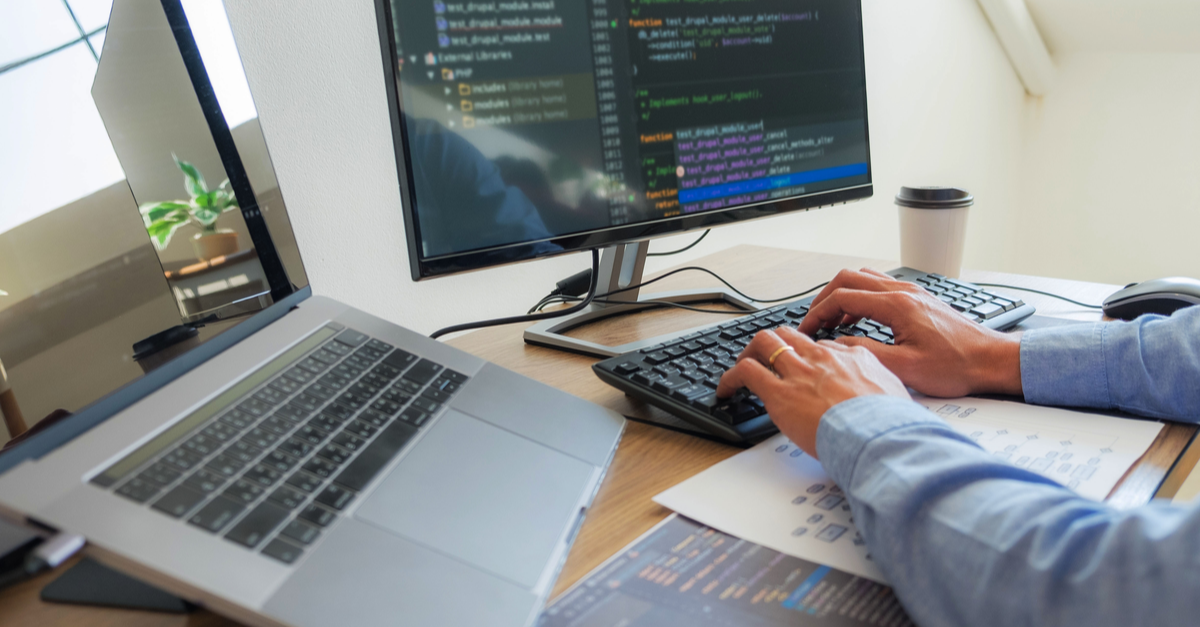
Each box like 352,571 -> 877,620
140,156 -> 240,261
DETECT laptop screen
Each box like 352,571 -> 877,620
0,0 -> 306,449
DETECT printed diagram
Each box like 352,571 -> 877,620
917,398 -> 1158,500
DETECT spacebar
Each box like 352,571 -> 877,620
333,420 -> 418,491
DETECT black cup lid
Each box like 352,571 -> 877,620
895,186 -> 974,209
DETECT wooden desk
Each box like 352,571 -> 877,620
2,246 -> 1194,626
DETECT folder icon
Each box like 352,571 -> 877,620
460,100 -> 473,112
462,116 -> 475,129
441,68 -> 454,81
459,83 -> 471,96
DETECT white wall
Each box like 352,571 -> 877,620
1012,0 -> 1200,285
224,0 -> 1027,335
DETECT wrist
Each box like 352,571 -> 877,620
969,331 -> 1023,396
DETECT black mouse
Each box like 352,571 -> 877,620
1102,277 -> 1200,321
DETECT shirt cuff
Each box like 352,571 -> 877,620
1020,322 -> 1110,408
815,395 -> 948,489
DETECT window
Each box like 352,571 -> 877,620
0,0 -> 124,235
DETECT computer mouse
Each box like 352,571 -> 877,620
1102,277 -> 1200,321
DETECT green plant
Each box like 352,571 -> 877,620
139,156 -> 239,250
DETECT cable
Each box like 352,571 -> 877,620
973,283 -> 1104,309
536,295 -> 752,315
431,249 -> 601,340
647,230 -> 710,257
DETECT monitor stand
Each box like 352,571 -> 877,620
523,242 -> 758,358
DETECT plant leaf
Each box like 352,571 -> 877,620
192,203 -> 222,227
174,155 -> 208,198
139,201 -> 190,225
146,213 -> 190,250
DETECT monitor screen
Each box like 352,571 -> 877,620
377,0 -> 871,278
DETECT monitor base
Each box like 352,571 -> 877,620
523,288 -> 757,358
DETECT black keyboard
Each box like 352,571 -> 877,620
593,268 -> 1034,443
93,325 -> 468,565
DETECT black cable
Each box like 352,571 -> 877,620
537,295 -> 752,315
647,230 -> 710,257
431,249 -> 601,340
600,265 -> 829,305
973,283 -> 1104,309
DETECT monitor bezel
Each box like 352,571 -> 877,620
373,0 -> 873,281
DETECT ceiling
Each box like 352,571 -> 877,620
1025,0 -> 1200,54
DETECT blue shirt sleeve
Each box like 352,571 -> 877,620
816,396 -> 1200,627
1021,306 -> 1200,421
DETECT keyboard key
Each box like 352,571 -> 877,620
259,415 -> 293,436
421,388 -> 451,403
303,457 -> 340,479
225,439 -> 262,464
151,485 -> 207,518
278,437 -> 313,459
294,425 -> 329,446
269,377 -> 302,395
262,539 -> 304,565
220,409 -> 257,430
280,519 -> 321,545
305,382 -> 338,401
411,397 -> 440,414
335,390 -> 371,411
184,469 -> 228,494
383,349 -> 417,370
284,367 -> 316,385
224,479 -> 265,505
116,478 -> 161,503
333,431 -> 367,452
162,448 -> 204,472
335,330 -> 369,347
612,362 -> 639,375
334,420 -> 417,491
269,485 -> 309,510
399,360 -> 440,386
289,394 -> 323,414
317,444 -> 352,466
971,302 -> 1006,319
254,387 -> 288,406
296,358 -> 328,375
206,454 -> 247,478
298,504 -> 337,527
245,427 -> 281,449
286,471 -> 323,494
399,407 -> 429,426
273,405 -> 308,424
140,462 -> 182,486
239,398 -> 273,418
225,501 -> 290,548
188,496 -> 244,533
367,339 -> 394,353
262,450 -> 300,473
245,464 -> 284,488
316,484 -> 355,511
309,415 -> 342,433
309,348 -> 341,365
342,420 -> 378,440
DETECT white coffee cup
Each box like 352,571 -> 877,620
896,187 -> 973,279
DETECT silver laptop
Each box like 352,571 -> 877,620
0,2 -> 623,626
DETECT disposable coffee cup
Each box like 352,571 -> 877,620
895,186 -> 973,279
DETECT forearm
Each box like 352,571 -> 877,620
1022,307 -> 1200,420
817,396 -> 1200,627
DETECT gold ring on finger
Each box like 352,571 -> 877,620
768,345 -> 795,367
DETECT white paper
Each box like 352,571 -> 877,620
655,396 -> 1164,584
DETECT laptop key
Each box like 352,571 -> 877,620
245,464 -> 284,488
298,504 -> 337,527
317,444 -> 352,466
224,479 -> 265,505
359,409 -> 391,428
294,425 -> 329,446
335,329 -> 369,347
309,415 -> 341,434
189,496 -> 245,533
203,422 -> 240,442
116,478 -> 161,503
399,407 -> 428,426
278,437 -> 313,459
280,520 -> 321,545
140,462 -> 182,486
273,405 -> 308,424
269,485 -> 309,510
322,403 -> 354,422
259,415 -> 293,436
185,468 -> 228,494
151,485 -> 207,518
254,387 -> 288,406
383,348 -> 416,370
162,448 -> 204,472
334,420 -> 418,491
239,398 -> 273,418
302,457 -> 339,480
225,501 -> 290,548
244,427 -> 280,449
262,451 -> 299,473
269,376 -> 302,395
403,359 -> 442,385
342,420 -> 377,440
206,454 -> 247,479
283,367 -> 315,384
220,409 -> 257,430
225,439 -> 262,464
262,539 -> 304,565
332,431 -> 366,452
315,484 -> 355,511
285,471 -> 323,494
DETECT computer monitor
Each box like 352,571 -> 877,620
374,0 -> 871,356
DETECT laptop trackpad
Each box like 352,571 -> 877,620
353,410 -> 593,590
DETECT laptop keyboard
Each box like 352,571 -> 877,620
93,325 -> 469,565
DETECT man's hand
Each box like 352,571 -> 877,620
798,268 -> 1023,398
717,327 -> 908,458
